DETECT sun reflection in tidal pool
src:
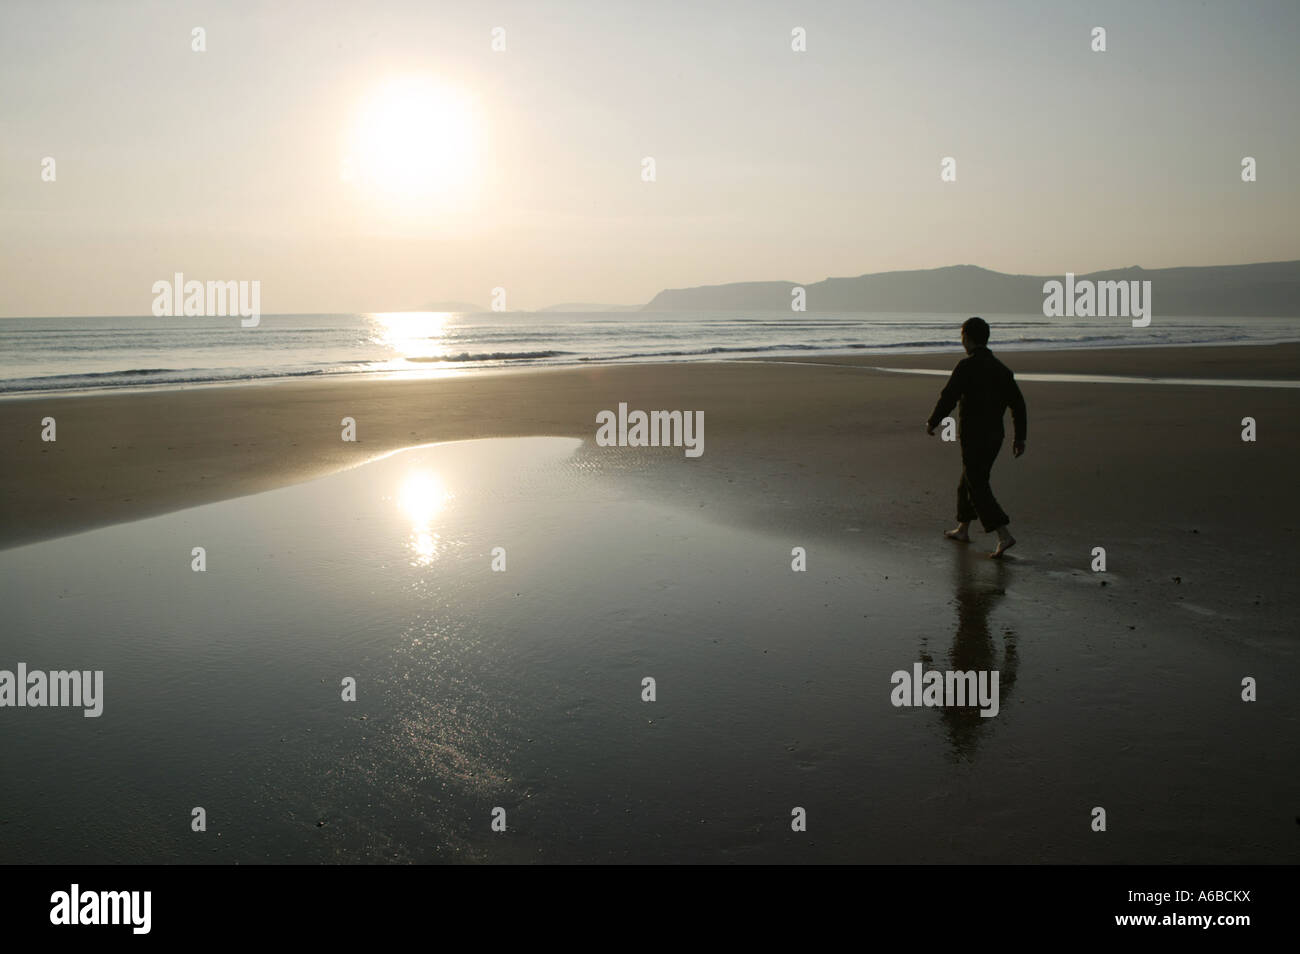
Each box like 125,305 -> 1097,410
397,470 -> 452,566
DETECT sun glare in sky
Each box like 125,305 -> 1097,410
343,75 -> 478,217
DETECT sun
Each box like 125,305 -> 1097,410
343,76 -> 477,209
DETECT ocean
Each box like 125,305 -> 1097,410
1,311 -> 1296,395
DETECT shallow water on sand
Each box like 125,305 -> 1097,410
1,437 -> 1295,863
864,366 -> 1300,388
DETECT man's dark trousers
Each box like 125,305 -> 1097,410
957,429 -> 1009,532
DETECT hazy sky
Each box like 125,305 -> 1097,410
2,0 -> 1297,315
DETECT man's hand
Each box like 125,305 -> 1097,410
924,421 -> 936,436
1013,440 -> 1025,458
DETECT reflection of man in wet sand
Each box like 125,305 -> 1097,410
933,554 -> 1018,759
925,317 -> 1027,558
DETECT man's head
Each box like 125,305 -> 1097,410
960,316 -> 990,354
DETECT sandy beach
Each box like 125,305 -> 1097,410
2,344 -> 1297,863
3,343 -> 1298,554
4,343 -> 1298,650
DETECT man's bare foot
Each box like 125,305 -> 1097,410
944,527 -> 970,542
989,534 -> 1016,558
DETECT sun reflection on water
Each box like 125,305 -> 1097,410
397,470 -> 452,566
370,311 -> 452,364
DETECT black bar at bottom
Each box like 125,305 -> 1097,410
4,864 -> 1289,940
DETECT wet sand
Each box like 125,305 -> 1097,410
1,436 -> 1295,863
1,344 -> 1297,862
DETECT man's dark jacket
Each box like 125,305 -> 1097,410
926,346 -> 1028,444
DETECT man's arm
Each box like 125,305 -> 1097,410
1008,373 -> 1027,444
927,360 -> 967,431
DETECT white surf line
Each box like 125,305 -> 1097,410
736,360 -> 1300,389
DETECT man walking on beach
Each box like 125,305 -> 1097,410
924,317 -> 1027,558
